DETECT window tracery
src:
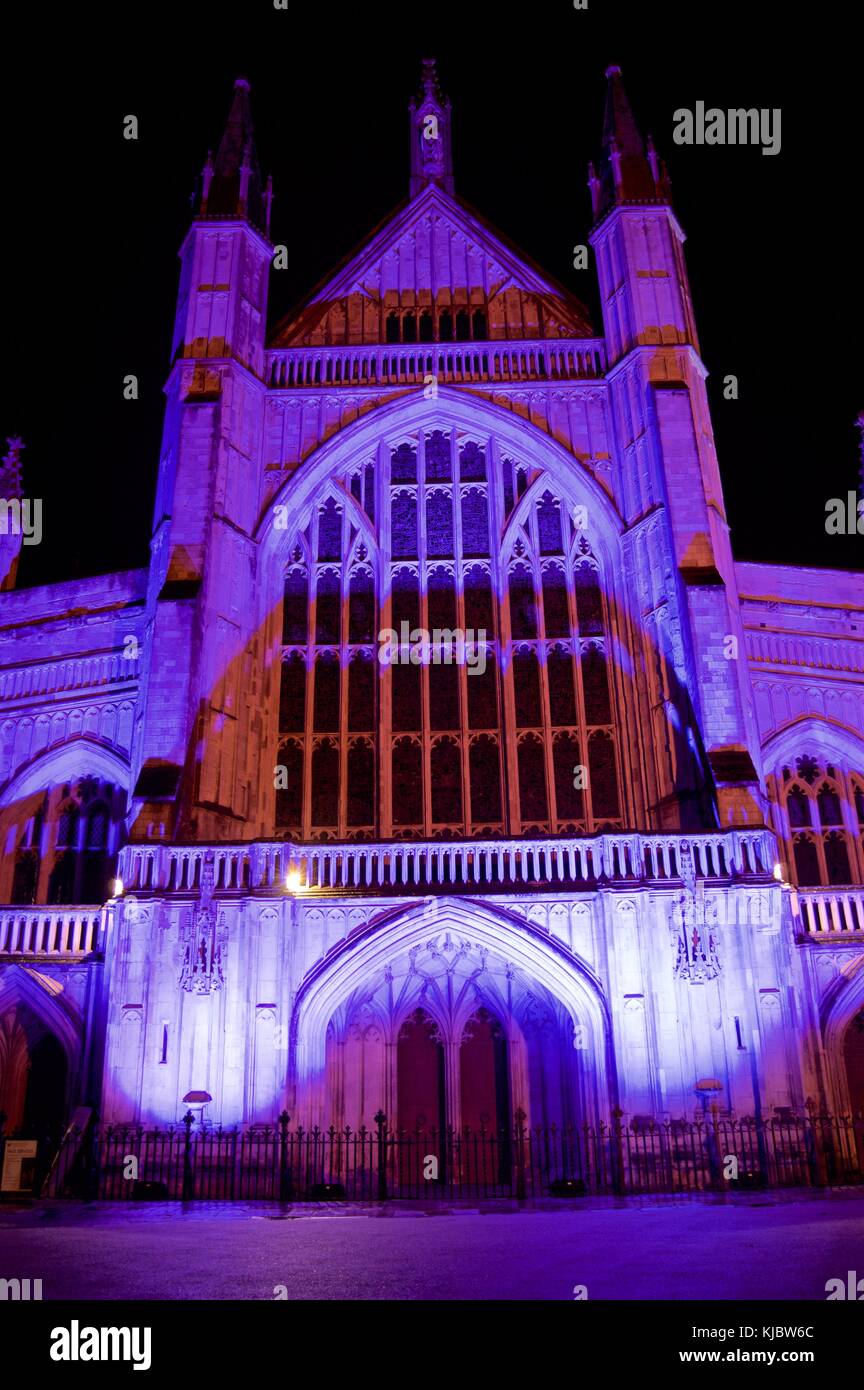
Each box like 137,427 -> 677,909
276,433 -> 623,839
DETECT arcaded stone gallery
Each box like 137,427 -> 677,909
0,64 -> 862,1190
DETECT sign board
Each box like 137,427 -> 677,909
1,1140 -> 39,1193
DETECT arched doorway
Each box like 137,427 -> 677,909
397,1008 -> 446,1137
820,976 -> 864,1179
459,1006 -> 509,1135
843,1009 -> 864,1115
295,899 -> 615,1141
0,1003 -> 68,1140
24,1033 -> 67,1136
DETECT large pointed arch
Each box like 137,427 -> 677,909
257,387 -> 624,570
820,956 -> 864,1114
763,718 -> 864,887
0,963 -> 83,1074
289,895 -> 618,1127
762,716 -> 864,772
259,388 -> 638,839
0,737 -> 131,807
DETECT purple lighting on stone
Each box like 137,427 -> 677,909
0,62 -> 861,1226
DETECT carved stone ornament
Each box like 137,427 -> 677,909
179,851 -> 227,994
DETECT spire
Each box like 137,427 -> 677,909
0,437 -> 25,591
409,59 -> 454,199
198,78 -> 272,235
589,65 -> 671,222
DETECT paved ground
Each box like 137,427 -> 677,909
2,1190 -> 863,1300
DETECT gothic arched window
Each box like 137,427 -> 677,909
274,436 -> 623,838
313,653 -> 340,732
537,493 -> 562,554
461,490 -> 489,556
276,740 -> 303,829
348,569 -> 375,643
391,442 -> 417,484
282,569 -> 308,644
315,571 -> 341,644
317,499 -> 342,561
824,831 -> 852,885
518,733 -> 548,826
469,735 -> 501,824
553,730 -> 584,823
588,730 -> 620,821
392,737 -> 422,827
786,785 -> 811,828
426,491 -> 453,556
459,442 -> 486,481
817,783 -> 843,827
776,761 -> 864,887
541,564 -> 570,638
425,430 -> 451,480
392,492 -> 418,558
464,566 -> 493,633
81,803 -> 110,903
431,736 -> 462,825
311,740 -> 339,829
792,833 -> 821,887
347,652 -> 374,732
347,739 -> 375,831
509,565 -> 537,640
392,568 -> 420,631
467,653 -> 497,730
280,652 -> 306,732
11,808 -> 42,906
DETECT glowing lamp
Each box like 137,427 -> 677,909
286,870 -> 302,892
113,877 -> 124,897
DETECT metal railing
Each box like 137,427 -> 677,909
34,1111 -> 864,1202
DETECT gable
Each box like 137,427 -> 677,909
269,185 -> 593,348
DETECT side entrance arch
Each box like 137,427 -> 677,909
0,966 -> 81,1139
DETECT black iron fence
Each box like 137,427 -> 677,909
10,1110 -> 862,1202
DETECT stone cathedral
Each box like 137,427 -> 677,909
1,64 -> 862,1152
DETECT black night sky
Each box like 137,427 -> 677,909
4,1 -> 860,587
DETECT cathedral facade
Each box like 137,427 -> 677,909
1,65 -> 863,1157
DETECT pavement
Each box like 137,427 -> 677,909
1,1188 -> 863,1300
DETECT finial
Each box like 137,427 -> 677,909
263,174 -> 274,237
646,133 -> 660,182
421,58 -> 439,96
201,78 -> 265,227
239,138 -> 252,209
587,161 -> 602,219
201,150 -> 214,205
0,436 -> 25,499
409,58 -> 454,199
2,436 -> 24,463
593,62 -> 671,220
